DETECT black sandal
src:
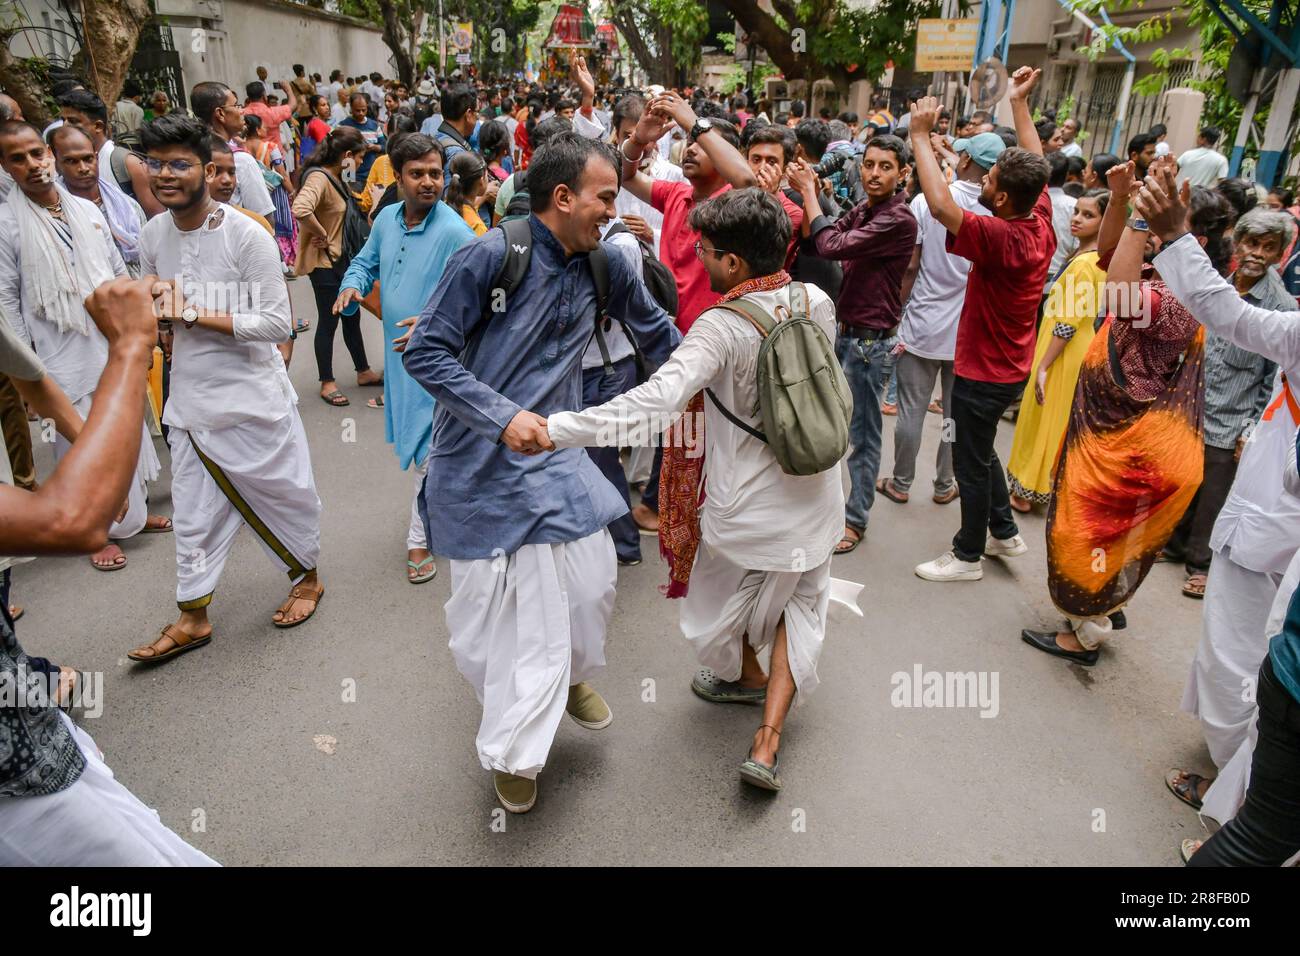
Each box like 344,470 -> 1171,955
833,527 -> 863,555
320,390 -> 349,407
1165,768 -> 1211,810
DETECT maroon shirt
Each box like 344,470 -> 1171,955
809,191 -> 918,331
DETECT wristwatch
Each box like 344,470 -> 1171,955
690,118 -> 715,140
180,306 -> 199,329
1128,217 -> 1150,232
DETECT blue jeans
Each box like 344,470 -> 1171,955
837,333 -> 897,532
581,357 -> 641,563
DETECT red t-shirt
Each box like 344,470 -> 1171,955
651,180 -> 732,332
244,101 -> 295,154
948,186 -> 1056,383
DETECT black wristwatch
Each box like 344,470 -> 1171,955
690,118 -> 715,140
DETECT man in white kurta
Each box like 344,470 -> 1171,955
125,116 -> 323,664
548,188 -> 846,790
0,121 -> 164,572
1139,178 -> 1300,818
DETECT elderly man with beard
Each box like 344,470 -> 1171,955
126,114 -> 323,665
1163,208 -> 1295,605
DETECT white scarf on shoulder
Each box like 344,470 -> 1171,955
8,182 -> 117,336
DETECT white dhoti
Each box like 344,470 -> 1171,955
0,714 -> 219,866
169,412 -> 321,608
407,455 -> 428,551
445,528 -> 615,779
1181,546 -> 1283,768
54,392 -> 161,540
680,542 -> 832,701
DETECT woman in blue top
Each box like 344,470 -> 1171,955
335,134 -> 474,583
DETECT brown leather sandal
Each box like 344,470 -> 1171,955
128,624 -> 212,664
273,579 -> 324,629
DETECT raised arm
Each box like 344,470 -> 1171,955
0,278 -> 157,555
1140,162 -> 1300,366
1097,160 -> 1135,258
619,100 -> 674,205
908,96 -> 962,234
1008,66 -> 1043,157
655,92 -> 756,190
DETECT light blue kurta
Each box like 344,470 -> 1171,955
339,201 -> 475,469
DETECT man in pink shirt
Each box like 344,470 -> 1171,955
243,79 -> 298,154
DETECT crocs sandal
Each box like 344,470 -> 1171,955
407,555 -> 437,584
1165,768 -> 1212,810
128,624 -> 212,664
691,668 -> 767,705
740,729 -> 782,791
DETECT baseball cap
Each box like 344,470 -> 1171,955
952,131 -> 1007,170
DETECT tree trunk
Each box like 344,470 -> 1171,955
77,0 -> 152,108
611,9 -> 676,87
377,0 -> 417,88
0,32 -> 54,126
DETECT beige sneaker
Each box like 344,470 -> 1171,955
493,772 -> 537,814
566,681 -> 613,729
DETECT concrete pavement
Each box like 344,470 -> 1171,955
14,278 -> 1217,865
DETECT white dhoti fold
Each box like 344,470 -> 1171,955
407,455 -> 428,551
680,542 -> 832,702
0,714 -> 219,866
1181,546 -> 1283,768
445,528 -> 615,779
169,412 -> 321,608
54,391 -> 161,540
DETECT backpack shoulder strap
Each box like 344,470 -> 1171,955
713,297 -> 776,337
482,217 -> 531,323
603,221 -> 628,240
705,388 -> 767,443
588,243 -> 610,319
109,146 -> 133,194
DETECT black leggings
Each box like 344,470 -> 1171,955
309,268 -> 371,384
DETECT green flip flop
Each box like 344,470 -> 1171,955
407,555 -> 437,584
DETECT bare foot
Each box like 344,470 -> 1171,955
356,369 -> 383,386
56,666 -> 78,708
90,542 -> 126,571
145,514 -> 173,532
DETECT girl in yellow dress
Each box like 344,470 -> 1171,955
1007,188 -> 1111,509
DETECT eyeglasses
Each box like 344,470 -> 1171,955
144,158 -> 201,175
693,240 -> 730,260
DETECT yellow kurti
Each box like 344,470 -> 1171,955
1006,250 -> 1106,502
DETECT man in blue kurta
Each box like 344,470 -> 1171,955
402,133 -> 679,814
335,134 -> 475,584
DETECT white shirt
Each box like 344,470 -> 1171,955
231,147 -> 275,217
1177,146 -> 1229,187
1154,233 -> 1300,574
1046,186 -> 1078,289
329,102 -> 350,127
0,196 -> 126,403
550,283 -> 844,571
901,179 -> 987,361
1060,141 -> 1083,159
573,109 -> 609,141
0,167 -> 13,202
138,203 -> 295,431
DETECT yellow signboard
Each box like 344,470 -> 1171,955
453,22 -> 473,51
915,19 -> 980,72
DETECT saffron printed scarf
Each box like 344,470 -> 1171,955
658,269 -> 791,597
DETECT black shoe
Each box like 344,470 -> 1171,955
1108,610 -> 1127,630
617,555 -> 642,567
1021,629 -> 1099,666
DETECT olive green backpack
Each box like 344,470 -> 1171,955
705,281 -> 853,476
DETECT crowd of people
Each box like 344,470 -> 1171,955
0,50 -> 1298,868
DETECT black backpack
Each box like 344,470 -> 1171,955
605,220 -> 678,318
500,170 -> 531,222
481,218 -> 642,377
306,167 -> 371,276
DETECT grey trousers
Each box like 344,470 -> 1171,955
889,351 -> 956,495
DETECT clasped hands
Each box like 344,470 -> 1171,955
502,409 -> 554,455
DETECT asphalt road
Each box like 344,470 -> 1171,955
15,278 -> 1215,865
